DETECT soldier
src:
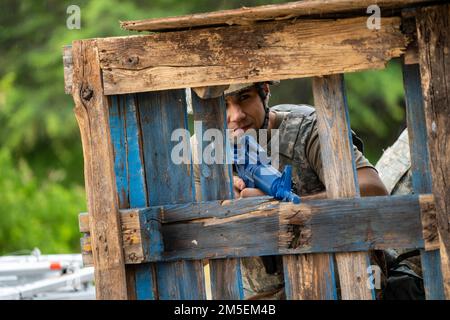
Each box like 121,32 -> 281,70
192,81 -> 389,299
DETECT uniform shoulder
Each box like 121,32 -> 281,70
270,104 -> 316,117
270,104 -> 316,131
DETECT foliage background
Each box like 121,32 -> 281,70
0,0 -> 407,254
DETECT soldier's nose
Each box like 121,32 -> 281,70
227,102 -> 246,124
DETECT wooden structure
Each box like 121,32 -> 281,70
63,0 -> 450,300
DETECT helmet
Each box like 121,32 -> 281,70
224,80 -> 280,96
192,81 -> 279,99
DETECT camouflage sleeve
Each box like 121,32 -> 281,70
304,114 -> 376,186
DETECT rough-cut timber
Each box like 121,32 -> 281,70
96,16 -> 408,95
121,0 -> 436,32
63,45 -> 72,94
191,91 -> 243,300
416,4 -> 450,299
313,74 -> 372,300
71,39 -> 127,299
79,195 -> 436,265
108,94 -> 158,300
137,90 -> 206,300
402,60 -> 445,299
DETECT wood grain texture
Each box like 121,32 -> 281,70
71,39 -> 127,299
313,74 -> 373,300
402,60 -> 445,299
97,16 -> 407,95
138,89 -> 206,300
79,195 -> 432,265
109,94 -> 159,300
416,4 -> 450,299
283,254 -> 336,300
63,45 -> 72,94
120,0 -> 436,32
191,91 -> 243,300
81,208 -> 163,265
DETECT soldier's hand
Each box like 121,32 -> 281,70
233,176 -> 265,198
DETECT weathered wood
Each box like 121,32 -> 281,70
79,196 -> 276,233
109,94 -> 159,300
313,74 -> 372,300
416,4 -> 450,299
80,234 -> 93,267
283,254 -> 337,300
96,17 -> 408,95
84,208 -> 162,265
121,0 -> 436,32
402,60 -> 445,300
191,91 -> 243,300
138,89 -> 206,300
402,9 -> 420,65
63,45 -> 72,94
80,195 -> 435,264
71,39 -> 127,299
158,196 -> 275,224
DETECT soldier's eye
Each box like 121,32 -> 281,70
239,94 -> 250,101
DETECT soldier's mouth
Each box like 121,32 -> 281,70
239,125 -> 252,132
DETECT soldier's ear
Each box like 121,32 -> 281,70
263,83 -> 270,95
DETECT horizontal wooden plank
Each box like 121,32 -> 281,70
80,195 -> 436,266
79,208 -> 162,264
96,16 -> 408,95
120,0 -> 436,32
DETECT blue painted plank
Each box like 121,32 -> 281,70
109,94 -> 158,300
109,95 -> 129,208
402,62 -> 445,300
191,91 -> 244,300
125,95 -> 147,208
342,74 -> 375,300
137,89 -> 206,300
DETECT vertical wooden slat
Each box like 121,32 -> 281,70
191,91 -> 244,300
138,90 -> 206,300
71,39 -> 127,299
313,74 -> 374,300
402,61 -> 445,299
109,94 -> 158,300
283,254 -> 337,300
416,4 -> 450,299
282,79 -> 341,300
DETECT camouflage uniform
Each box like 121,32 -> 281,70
193,103 -> 375,300
375,129 -> 425,299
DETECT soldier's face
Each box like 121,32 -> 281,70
226,87 -> 266,134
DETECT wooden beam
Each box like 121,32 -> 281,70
109,94 -> 158,300
94,16 -> 408,95
121,0 -> 436,32
137,90 -> 206,300
402,60 -> 445,299
416,4 -> 450,299
63,45 -> 72,94
79,194 -> 436,265
313,74 -> 372,300
191,91 -> 244,300
71,39 -> 127,299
